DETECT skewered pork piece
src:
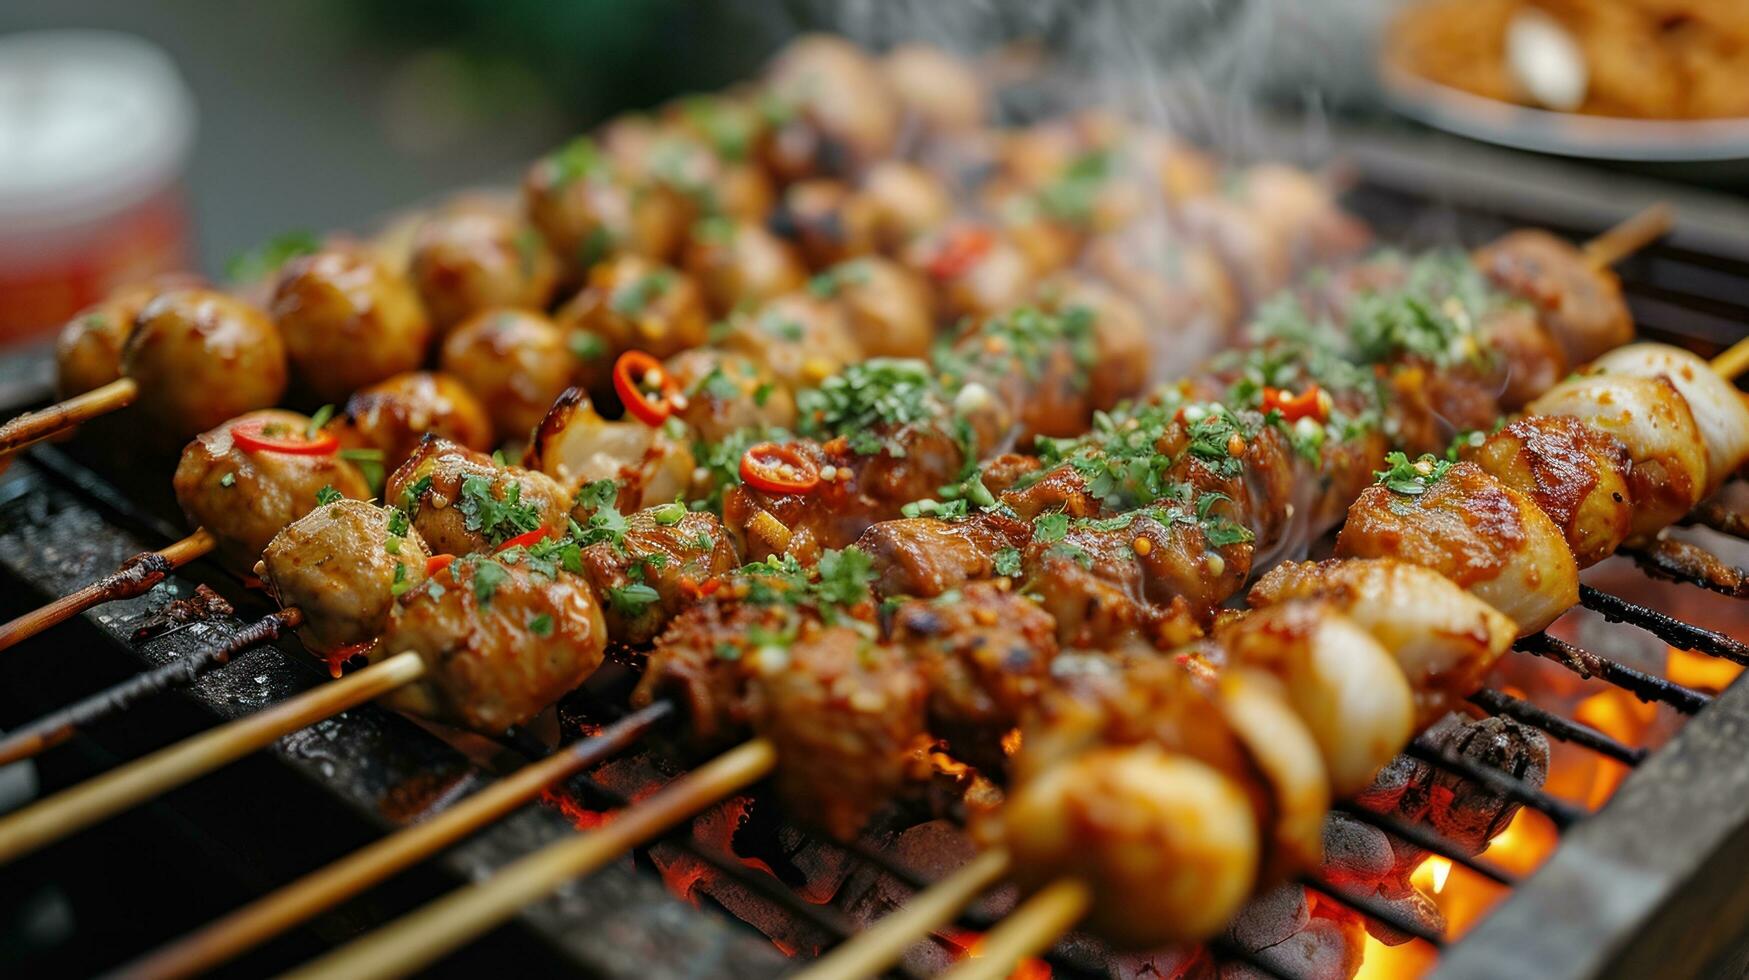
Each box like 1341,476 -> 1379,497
270,247 -> 433,403
407,200 -> 562,333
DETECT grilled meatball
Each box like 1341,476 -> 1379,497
1474,228 -> 1632,365
257,499 -> 431,659
679,218 -> 807,317
717,292 -> 861,391
577,509 -> 738,646
121,289 -> 288,444
270,248 -> 432,404
522,138 -> 687,276
54,277 -> 198,400
555,255 -> 710,391
879,44 -> 985,133
1250,558 -> 1517,726
857,161 -> 953,253
664,348 -> 797,443
814,257 -> 934,359
1528,373 -> 1708,538
761,34 -> 900,179
1004,745 -> 1261,949
379,559 -> 608,734
1036,276 -> 1151,417
440,309 -> 575,444
771,179 -> 880,270
1336,461 -> 1580,635
408,204 -> 560,332
744,626 -> 929,840
856,512 -> 1031,598
904,224 -> 1033,324
173,410 -> 370,571
1461,415 -> 1634,567
888,583 -> 1058,764
386,437 -> 571,555
1590,343 -> 1749,495
1084,226 -> 1242,345
337,371 -> 495,467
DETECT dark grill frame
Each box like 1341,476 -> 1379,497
1,127 -> 1748,979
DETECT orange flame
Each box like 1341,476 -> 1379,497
1667,646 -> 1743,693
938,930 -> 1051,980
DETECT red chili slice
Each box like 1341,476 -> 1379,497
495,527 -> 553,553
1261,383 -> 1328,424
230,418 -> 340,456
426,554 -> 457,576
926,226 -> 994,280
613,350 -> 679,427
739,442 -> 821,495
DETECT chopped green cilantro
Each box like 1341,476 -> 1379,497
457,475 -> 543,546
1375,451 -> 1454,496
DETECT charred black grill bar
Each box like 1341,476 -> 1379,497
1468,688 -> 1647,767
1578,585 -> 1749,663
1518,633 -> 1711,714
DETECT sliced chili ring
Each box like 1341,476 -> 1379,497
230,418 -> 340,456
926,226 -> 994,280
739,442 -> 821,495
1261,383 -> 1328,424
426,554 -> 457,577
613,350 -> 679,427
495,527 -> 553,553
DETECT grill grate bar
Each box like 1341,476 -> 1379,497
1687,498 -> 1749,540
1517,633 -> 1711,714
1405,739 -> 1585,828
1297,876 -> 1445,948
1468,688 -> 1648,766
1624,545 -> 1749,601
1334,801 -> 1519,887
1580,585 -> 1749,661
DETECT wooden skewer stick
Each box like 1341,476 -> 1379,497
0,651 -> 423,865
1710,335 -> 1749,381
280,737 -> 778,980
939,877 -> 1092,980
793,847 -> 1013,980
1582,202 -> 1673,270
0,377 -> 138,455
0,608 -> 301,768
0,528 -> 216,654
115,701 -> 675,980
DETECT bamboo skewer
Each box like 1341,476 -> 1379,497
0,529 -> 216,654
939,878 -> 1092,980
0,651 -> 423,865
1582,202 -> 1672,270
114,700 -> 675,980
279,737 -> 778,980
0,377 -> 138,456
793,847 -> 1013,980
1710,334 -> 1749,381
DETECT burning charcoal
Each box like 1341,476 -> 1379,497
1321,812 -> 1396,889
130,583 -> 234,640
1112,944 -> 1214,979
1229,912 -> 1365,980
1355,885 -> 1445,947
1353,753 -> 1420,812
1224,884 -> 1311,952
1429,716 -> 1550,850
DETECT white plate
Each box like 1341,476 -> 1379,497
1380,60 -> 1749,163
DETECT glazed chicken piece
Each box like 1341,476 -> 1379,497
1473,228 -> 1632,365
257,499 -> 431,658
812,256 -> 936,361
386,437 -> 572,555
554,254 -> 711,392
173,410 -> 370,571
886,582 -> 1059,766
378,557 -> 608,735
678,218 -> 807,317
270,248 -> 432,404
576,509 -> 739,646
1336,460 -> 1580,635
408,203 -> 560,332
1460,415 -> 1634,567
1588,343 -> 1749,496
1528,372 -> 1708,538
716,291 -> 863,392
522,136 -> 687,277
122,288 -> 288,445
1250,558 -> 1517,726
856,511 -> 1031,598
335,371 -> 496,467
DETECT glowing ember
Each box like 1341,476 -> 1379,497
1667,646 -> 1744,693
936,930 -> 1051,980
1354,934 -> 1438,979
1001,727 -> 1023,756
540,787 -> 614,831
1425,856 -> 1452,895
